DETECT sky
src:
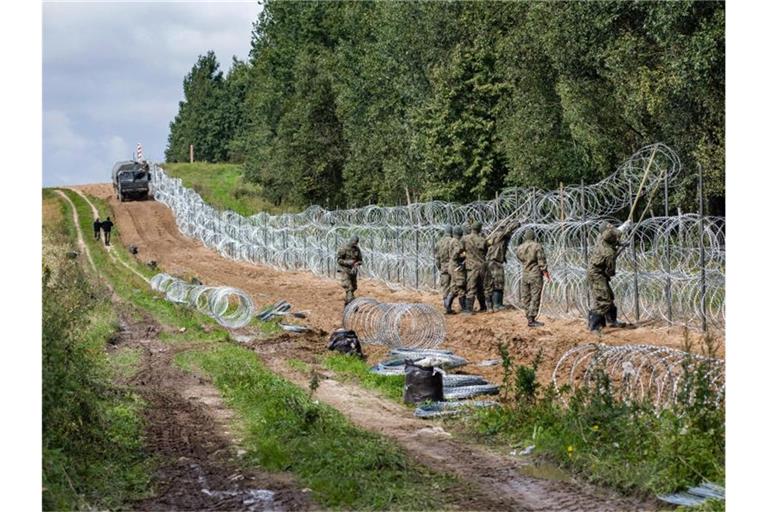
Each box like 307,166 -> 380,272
42,1 -> 263,186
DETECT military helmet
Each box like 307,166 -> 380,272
471,221 -> 482,232
350,235 -> 359,244
462,224 -> 471,235
523,229 -> 535,241
452,226 -> 463,236
602,228 -> 620,245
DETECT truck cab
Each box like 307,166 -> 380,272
111,160 -> 152,201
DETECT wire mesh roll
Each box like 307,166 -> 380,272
149,273 -> 255,328
552,343 -> 724,411
342,297 -> 446,349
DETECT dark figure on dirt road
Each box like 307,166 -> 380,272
515,229 -> 550,327
484,219 -> 521,313
93,217 -> 101,241
587,223 -> 627,331
462,221 -> 488,315
448,226 -> 467,315
337,235 -> 363,306
434,225 -> 454,314
101,217 -> 114,246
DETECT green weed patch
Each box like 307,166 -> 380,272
322,353 -> 406,404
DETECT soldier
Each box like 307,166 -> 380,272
337,235 -> 363,305
484,219 -> 521,312
515,229 -> 550,327
101,217 -> 114,246
587,223 -> 626,331
93,217 -> 102,241
462,221 -> 488,314
434,225 -> 454,314
448,226 -> 467,314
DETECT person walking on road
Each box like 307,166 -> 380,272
434,225 -> 454,314
515,229 -> 550,327
337,235 -> 363,306
587,223 -> 626,331
462,221 -> 488,314
101,217 -> 114,246
484,219 -> 521,312
93,217 -> 102,241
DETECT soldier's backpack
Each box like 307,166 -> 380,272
327,329 -> 364,358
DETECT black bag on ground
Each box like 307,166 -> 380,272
327,329 -> 364,358
404,360 -> 444,405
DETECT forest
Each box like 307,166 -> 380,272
164,0 -> 724,215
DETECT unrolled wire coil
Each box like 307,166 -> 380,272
150,273 -> 254,328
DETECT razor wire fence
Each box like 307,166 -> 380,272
150,143 -> 724,331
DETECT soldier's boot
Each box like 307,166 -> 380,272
477,294 -> 488,312
527,316 -> 544,328
462,297 -> 474,315
587,310 -> 604,332
458,296 -> 466,313
492,290 -> 505,312
344,290 -> 354,306
606,305 -> 627,328
443,293 -> 456,315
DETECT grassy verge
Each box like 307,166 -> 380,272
456,345 -> 725,498
42,213 -> 150,510
162,162 -> 291,215
322,353 -> 406,403
176,345 -> 458,510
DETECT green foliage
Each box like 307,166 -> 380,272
164,0 -> 724,213
322,353 -> 406,403
42,229 -> 150,510
466,357 -> 724,496
176,345 -> 456,509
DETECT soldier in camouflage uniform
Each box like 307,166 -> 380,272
434,225 -> 454,314
462,221 -> 488,314
484,219 -> 521,312
515,229 -> 550,327
587,223 -> 626,331
337,235 -> 363,305
448,226 -> 467,313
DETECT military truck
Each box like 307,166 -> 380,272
112,160 -> 152,201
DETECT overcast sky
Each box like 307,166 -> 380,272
43,1 -> 263,186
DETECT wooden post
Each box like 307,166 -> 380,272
189,144 -> 194,163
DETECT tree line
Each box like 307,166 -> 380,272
165,0 -> 724,215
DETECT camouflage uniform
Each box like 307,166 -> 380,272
483,220 -> 521,311
448,227 -> 466,309
587,226 -> 622,330
337,237 -> 363,305
515,230 -> 548,326
434,228 -> 453,299
462,222 -> 487,313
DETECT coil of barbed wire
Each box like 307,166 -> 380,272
552,344 -> 724,411
341,297 -> 446,349
149,273 -> 255,328
149,143 -> 723,330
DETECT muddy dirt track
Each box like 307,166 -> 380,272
74,183 -> 692,510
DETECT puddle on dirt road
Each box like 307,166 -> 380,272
518,461 -> 573,482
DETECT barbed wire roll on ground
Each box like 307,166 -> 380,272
342,297 -> 446,349
149,142 -> 723,331
551,344 -> 724,411
149,273 -> 255,328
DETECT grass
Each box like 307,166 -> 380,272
162,162 -> 293,216
322,353 -> 406,404
175,344 -> 459,510
42,210 -> 151,510
110,346 -> 142,381
456,344 -> 725,498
